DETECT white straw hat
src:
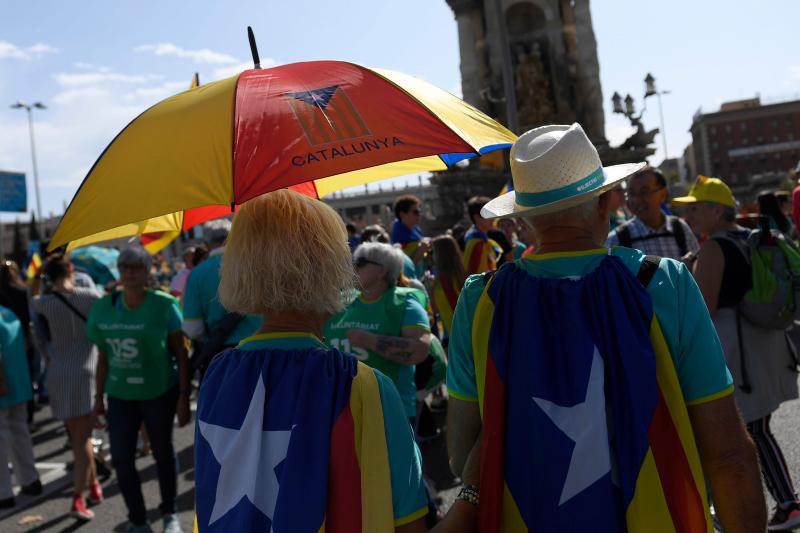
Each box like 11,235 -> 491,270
481,123 -> 646,219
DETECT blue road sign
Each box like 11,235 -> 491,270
0,171 -> 27,212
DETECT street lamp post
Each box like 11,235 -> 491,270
10,100 -> 46,238
644,73 -> 670,161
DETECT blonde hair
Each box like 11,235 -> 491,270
219,189 -> 354,316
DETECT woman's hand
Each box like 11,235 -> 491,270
346,329 -> 374,350
177,394 -> 191,427
93,395 -> 107,429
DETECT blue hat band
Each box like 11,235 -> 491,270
515,166 -> 606,207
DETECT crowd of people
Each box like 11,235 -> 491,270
2,121 -> 800,531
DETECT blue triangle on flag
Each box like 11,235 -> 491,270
287,85 -> 339,109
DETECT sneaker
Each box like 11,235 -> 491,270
768,501 -> 800,531
70,495 -> 94,521
126,524 -> 153,533
20,479 -> 42,496
88,481 -> 104,504
162,513 -> 183,533
0,497 -> 15,509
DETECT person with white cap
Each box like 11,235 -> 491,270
444,124 -> 764,532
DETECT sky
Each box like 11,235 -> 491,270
1,0 -> 799,222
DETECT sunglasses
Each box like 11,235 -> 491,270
354,257 -> 382,269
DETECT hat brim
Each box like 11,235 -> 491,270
670,195 -> 699,205
481,162 -> 647,219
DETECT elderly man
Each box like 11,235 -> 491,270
445,124 -> 764,532
182,220 -> 261,375
607,167 -> 698,260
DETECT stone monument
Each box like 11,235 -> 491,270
445,0 -> 606,142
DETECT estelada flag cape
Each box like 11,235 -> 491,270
463,227 -> 501,275
432,275 -> 462,335
195,345 -> 394,532
472,256 -> 712,532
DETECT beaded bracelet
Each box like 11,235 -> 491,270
456,484 -> 480,506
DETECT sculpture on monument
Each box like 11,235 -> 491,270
514,43 -> 556,128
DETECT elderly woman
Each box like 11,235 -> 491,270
676,177 -> 800,530
32,254 -> 102,520
195,189 -> 427,532
324,242 -> 432,425
88,247 -> 190,533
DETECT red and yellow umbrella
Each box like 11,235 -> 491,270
50,60 -> 516,251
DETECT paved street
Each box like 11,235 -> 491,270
2,390 -> 798,532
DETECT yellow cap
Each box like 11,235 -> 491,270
671,175 -> 735,208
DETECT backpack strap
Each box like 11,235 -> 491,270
669,216 -> 689,257
616,223 -> 632,248
636,255 -> 662,288
52,291 -> 87,322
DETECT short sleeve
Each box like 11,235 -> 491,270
375,371 -> 427,526
182,269 -> 203,321
167,297 -> 184,333
446,274 -> 485,402
86,299 -> 104,346
656,259 -> 733,403
606,229 -> 620,247
402,296 -> 430,331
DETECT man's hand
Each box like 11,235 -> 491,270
177,394 -> 191,427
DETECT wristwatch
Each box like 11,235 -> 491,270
456,484 -> 479,506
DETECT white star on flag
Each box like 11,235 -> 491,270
199,375 -> 293,526
533,347 -> 611,505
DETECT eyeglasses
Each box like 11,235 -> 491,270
411,209 -> 421,215
625,186 -> 665,199
354,257 -> 382,269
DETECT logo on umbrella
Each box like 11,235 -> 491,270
285,85 -> 371,146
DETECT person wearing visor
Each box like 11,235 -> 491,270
676,176 -> 800,531
88,247 -> 190,533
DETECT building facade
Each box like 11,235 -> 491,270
689,97 -> 800,198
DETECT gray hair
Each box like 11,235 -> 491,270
354,242 -> 404,286
117,246 -> 152,270
525,196 -> 600,231
203,219 -> 232,247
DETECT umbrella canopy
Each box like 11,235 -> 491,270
50,60 -> 516,250
70,246 -> 119,285
65,204 -> 234,253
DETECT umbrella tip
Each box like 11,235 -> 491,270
247,26 -> 261,69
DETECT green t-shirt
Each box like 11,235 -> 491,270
324,288 -> 430,417
87,290 -> 183,400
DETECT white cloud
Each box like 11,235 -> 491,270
74,62 -> 112,73
126,80 -> 189,100
53,71 -> 160,87
0,40 -> 59,60
136,43 -> 239,64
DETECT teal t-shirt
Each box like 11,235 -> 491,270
183,253 -> 262,345
324,289 -> 430,417
512,241 -> 527,260
0,306 -> 32,408
447,247 -> 734,405
87,290 -> 182,400
238,333 -> 428,526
